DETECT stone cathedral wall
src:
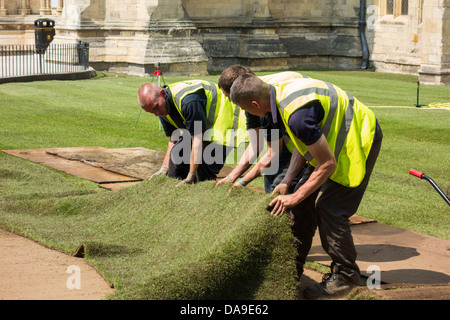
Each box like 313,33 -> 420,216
0,0 -> 448,85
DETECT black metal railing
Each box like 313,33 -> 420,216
0,42 -> 90,78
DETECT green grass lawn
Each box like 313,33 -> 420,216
0,70 -> 449,299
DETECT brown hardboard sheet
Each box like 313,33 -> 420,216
308,222 -> 450,285
48,147 -> 164,180
2,148 -> 140,183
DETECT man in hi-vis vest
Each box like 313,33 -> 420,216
230,73 -> 383,300
216,65 -> 309,194
138,80 -> 245,186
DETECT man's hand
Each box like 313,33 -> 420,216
149,165 -> 168,180
268,194 -> 297,217
215,176 -> 232,187
175,172 -> 195,187
271,182 -> 289,196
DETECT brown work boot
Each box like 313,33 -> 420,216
302,269 -> 356,300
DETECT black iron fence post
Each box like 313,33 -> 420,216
77,41 -> 90,70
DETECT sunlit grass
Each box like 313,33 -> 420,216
0,70 -> 449,300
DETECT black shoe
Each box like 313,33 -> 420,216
302,271 -> 356,300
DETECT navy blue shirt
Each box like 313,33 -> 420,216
245,112 -> 262,130
288,101 -> 324,146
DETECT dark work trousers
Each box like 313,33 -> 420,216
264,142 -> 304,194
168,134 -> 233,182
291,123 -> 383,284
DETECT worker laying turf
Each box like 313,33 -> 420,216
229,72 -> 383,300
216,65 -> 309,194
138,80 -> 249,186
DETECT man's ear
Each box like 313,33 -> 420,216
159,88 -> 167,97
251,100 -> 261,110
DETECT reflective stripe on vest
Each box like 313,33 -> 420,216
275,79 -> 376,187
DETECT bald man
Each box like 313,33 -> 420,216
138,81 -> 240,186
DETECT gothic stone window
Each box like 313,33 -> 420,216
401,0 -> 408,15
387,0 -> 394,14
385,0 -> 408,16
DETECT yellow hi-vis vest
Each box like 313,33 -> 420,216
259,72 -> 310,153
260,71 -> 310,84
163,80 -> 246,147
274,78 -> 377,187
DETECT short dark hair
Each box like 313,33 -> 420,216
230,73 -> 269,105
218,65 -> 255,94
